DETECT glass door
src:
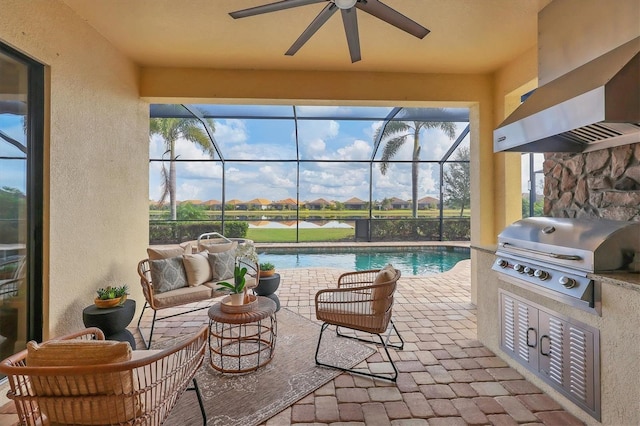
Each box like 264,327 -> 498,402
0,43 -> 44,372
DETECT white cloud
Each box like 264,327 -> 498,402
183,162 -> 223,179
305,138 -> 326,157
300,120 -> 339,141
367,121 -> 383,140
215,119 -> 248,144
336,139 -> 371,160
147,112 -> 468,203
418,164 -> 437,194
177,182 -> 202,200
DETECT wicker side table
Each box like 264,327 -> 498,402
208,296 -> 277,374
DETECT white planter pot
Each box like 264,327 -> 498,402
229,293 -> 244,305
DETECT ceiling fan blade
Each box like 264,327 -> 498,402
285,3 -> 337,56
230,0 -> 325,19
341,8 -> 361,63
356,0 -> 430,39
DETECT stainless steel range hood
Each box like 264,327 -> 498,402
494,36 -> 640,153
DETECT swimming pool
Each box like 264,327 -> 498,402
256,246 -> 470,276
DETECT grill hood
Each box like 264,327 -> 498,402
496,217 -> 640,273
494,37 -> 640,153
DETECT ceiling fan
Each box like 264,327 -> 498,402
229,0 -> 430,63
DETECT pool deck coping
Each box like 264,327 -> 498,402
254,240 -> 471,249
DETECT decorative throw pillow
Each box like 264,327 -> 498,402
149,256 -> 188,293
372,264 -> 397,314
147,245 -> 185,260
26,339 -> 137,424
373,264 -> 396,285
208,249 -> 236,281
182,251 -> 212,287
198,239 -> 238,253
27,339 -> 132,366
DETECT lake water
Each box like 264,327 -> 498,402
257,246 -> 470,276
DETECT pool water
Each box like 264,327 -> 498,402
257,246 -> 470,276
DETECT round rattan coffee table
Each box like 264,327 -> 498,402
208,296 -> 277,374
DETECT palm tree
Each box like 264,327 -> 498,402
376,110 -> 456,218
150,118 -> 215,220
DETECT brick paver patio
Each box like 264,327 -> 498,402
0,260 -> 584,425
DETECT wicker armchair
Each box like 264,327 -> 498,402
314,266 -> 404,382
0,326 -> 208,426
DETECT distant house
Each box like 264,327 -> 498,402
306,198 -> 333,210
272,198 -> 298,210
343,197 -> 366,210
180,199 -> 203,206
241,198 -> 271,210
203,199 -> 222,210
418,196 -> 440,209
389,197 -> 410,210
226,199 -> 242,210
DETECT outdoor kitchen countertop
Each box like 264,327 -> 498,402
470,244 -> 497,254
590,271 -> 640,292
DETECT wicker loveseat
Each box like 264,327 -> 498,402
137,236 -> 258,349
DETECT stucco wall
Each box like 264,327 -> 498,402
491,45 -> 538,234
0,0 -> 149,338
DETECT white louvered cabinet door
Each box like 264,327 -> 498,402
499,293 -> 539,369
498,290 -> 600,421
538,310 -> 599,417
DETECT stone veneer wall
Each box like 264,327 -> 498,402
543,143 -> 640,221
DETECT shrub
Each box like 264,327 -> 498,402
148,221 -> 248,244
369,218 -> 470,241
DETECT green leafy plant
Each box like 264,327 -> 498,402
96,285 -> 128,300
216,266 -> 247,294
259,262 -> 275,271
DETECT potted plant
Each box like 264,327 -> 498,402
259,262 -> 276,277
216,266 -> 248,305
216,241 -> 259,306
95,285 -> 128,308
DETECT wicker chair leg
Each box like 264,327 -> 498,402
335,320 -> 404,350
137,302 -> 157,350
315,322 -> 399,382
186,377 -> 207,426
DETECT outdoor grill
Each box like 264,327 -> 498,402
493,217 -> 640,313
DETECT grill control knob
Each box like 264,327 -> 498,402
559,276 -> 577,289
513,264 -> 525,273
496,258 -> 508,268
523,266 -> 534,275
534,269 -> 549,281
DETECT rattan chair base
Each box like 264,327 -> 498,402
315,322 -> 403,382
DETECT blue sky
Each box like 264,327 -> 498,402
2,107 -> 496,203
0,114 -> 27,193
149,108 -> 471,203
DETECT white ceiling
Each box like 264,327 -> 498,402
62,0 -> 550,74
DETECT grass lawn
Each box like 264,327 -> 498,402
247,227 -> 354,242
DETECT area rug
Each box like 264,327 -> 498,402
164,308 -> 375,426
